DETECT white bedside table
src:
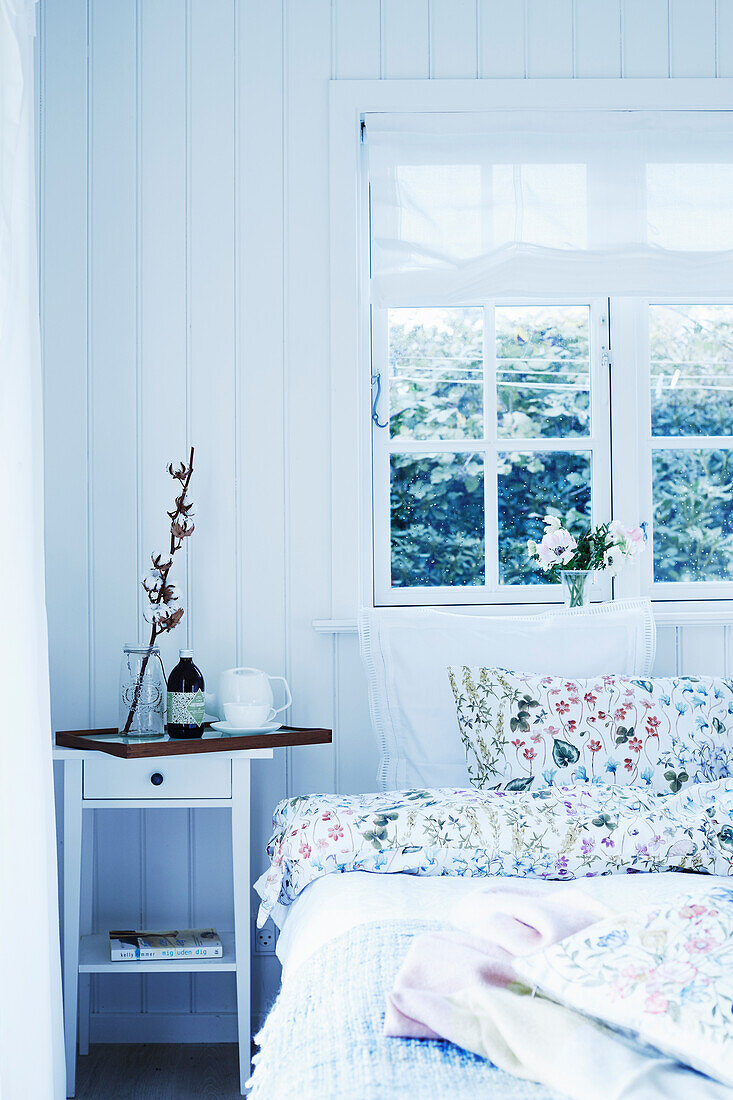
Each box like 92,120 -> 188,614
53,725 -> 331,1098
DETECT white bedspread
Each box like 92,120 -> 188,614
276,870 -> 721,978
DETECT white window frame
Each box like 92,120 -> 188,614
328,77 -> 733,620
371,298 -> 612,605
612,296 -> 733,604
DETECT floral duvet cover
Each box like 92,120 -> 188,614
255,780 -> 733,927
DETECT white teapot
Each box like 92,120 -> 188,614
217,667 -> 292,728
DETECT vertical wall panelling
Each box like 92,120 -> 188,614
429,0 -> 479,78
333,0 -> 381,78
526,0 -> 574,77
719,0 -> 733,76
188,0 -> 237,690
133,0 -> 189,1024
138,1 -> 188,690
283,0 -> 336,797
574,0 -> 621,77
88,0 -> 143,1023
237,0 -> 288,1025
89,0 -> 139,727
652,626 -> 679,677
191,809 -> 236,1028
621,0 -> 669,77
678,625 -> 728,676
41,0 -> 733,1042
478,0 -> 527,77
134,0 -> 188,1025
670,0 -> 717,76
188,0 -> 238,1021
142,810 -> 193,1017
335,635 -> 380,792
382,0 -> 431,78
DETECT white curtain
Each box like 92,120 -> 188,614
366,109 -> 733,304
0,2 -> 65,1097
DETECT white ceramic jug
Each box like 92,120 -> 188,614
218,667 -> 292,728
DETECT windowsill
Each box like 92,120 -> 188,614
313,601 -> 733,634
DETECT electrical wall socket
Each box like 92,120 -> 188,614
255,922 -> 277,954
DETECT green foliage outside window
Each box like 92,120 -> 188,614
651,304 -> 733,582
388,304 -> 733,589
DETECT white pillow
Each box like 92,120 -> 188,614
515,885 -> 733,1088
358,600 -> 655,790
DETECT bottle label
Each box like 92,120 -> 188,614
167,690 -> 205,727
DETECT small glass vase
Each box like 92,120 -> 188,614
561,570 -> 593,609
119,644 -> 166,738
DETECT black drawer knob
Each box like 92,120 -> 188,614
150,772 -> 164,787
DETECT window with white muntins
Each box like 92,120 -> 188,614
364,109 -> 733,605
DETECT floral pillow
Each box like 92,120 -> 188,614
515,885 -> 733,1087
253,780 -> 733,926
447,667 -> 733,795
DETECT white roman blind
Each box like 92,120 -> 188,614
365,110 -> 733,305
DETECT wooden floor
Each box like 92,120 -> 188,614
75,1044 -> 243,1099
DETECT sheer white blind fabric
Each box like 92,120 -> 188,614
366,110 -> 733,305
0,1 -> 65,1096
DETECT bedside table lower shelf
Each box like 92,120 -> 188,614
79,932 -> 237,973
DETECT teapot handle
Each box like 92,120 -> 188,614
268,676 -> 292,717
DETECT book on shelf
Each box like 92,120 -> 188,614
109,928 -> 222,961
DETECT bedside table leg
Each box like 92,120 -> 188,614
77,811 -> 94,1057
231,759 -> 251,1095
63,760 -> 83,1097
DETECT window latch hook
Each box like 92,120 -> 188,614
371,371 -> 388,429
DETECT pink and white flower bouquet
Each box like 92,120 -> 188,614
527,515 -> 646,583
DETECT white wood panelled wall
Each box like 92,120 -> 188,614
39,0 -> 733,1040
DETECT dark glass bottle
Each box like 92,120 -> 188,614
166,650 -> 205,739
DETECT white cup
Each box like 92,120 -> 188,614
223,703 -> 274,727
219,667 -> 292,729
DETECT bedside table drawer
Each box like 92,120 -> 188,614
83,756 -> 232,800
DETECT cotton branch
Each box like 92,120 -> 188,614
122,446 -> 195,734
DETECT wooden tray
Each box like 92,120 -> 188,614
56,725 -> 332,759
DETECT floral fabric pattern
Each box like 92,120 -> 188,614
254,779 -> 733,926
448,668 -> 733,794
516,884 -> 733,1087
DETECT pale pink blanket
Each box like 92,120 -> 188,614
384,882 -> 608,1040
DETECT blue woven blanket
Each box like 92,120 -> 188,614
249,920 -> 566,1100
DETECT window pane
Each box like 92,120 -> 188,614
497,450 -> 591,585
388,308 -> 483,440
650,304 -> 733,437
390,452 -> 485,587
496,305 -> 590,439
653,448 -> 733,582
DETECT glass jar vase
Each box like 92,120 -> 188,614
561,570 -> 593,609
119,644 -> 166,738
